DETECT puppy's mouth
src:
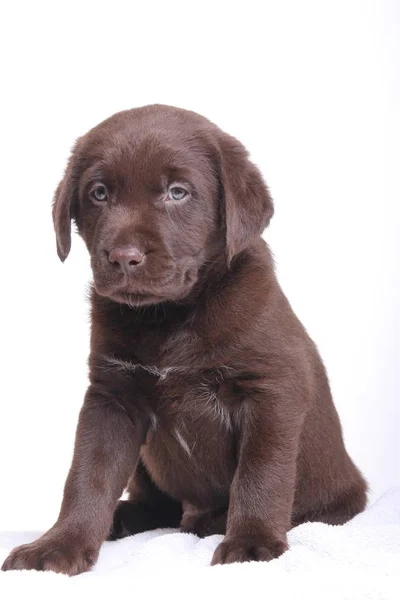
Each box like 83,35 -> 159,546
108,290 -> 172,306
93,269 -> 198,306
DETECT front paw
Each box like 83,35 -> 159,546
211,535 -> 288,565
1,533 -> 98,576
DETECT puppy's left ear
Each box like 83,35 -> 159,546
52,139 -> 81,262
216,131 -> 274,265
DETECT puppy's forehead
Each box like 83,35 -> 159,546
82,125 -> 214,188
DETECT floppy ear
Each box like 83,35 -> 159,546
216,132 -> 274,264
52,141 -> 81,262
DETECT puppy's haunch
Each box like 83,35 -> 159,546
2,105 -> 367,575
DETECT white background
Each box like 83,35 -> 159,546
0,0 -> 398,531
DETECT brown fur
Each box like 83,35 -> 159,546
2,105 -> 367,575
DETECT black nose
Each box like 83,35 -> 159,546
108,246 -> 145,273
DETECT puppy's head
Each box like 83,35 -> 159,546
53,105 -> 273,306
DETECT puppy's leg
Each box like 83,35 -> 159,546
212,384 -> 304,566
2,385 -> 145,576
292,479 -> 368,527
108,462 -> 182,540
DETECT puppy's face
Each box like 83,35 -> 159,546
53,105 -> 274,306
75,113 -> 221,306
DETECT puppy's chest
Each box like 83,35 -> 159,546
102,351 -> 238,430
143,365 -> 239,458
154,366 -> 235,431
109,324 -> 240,429
103,323 -> 241,465
141,367 -> 239,500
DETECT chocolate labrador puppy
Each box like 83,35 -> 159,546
2,105 -> 367,575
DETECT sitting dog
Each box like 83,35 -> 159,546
2,105 -> 367,575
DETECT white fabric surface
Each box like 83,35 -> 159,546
1,488 -> 399,599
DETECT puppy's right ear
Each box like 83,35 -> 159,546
52,140 -> 81,262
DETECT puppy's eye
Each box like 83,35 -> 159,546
168,186 -> 188,201
90,184 -> 109,203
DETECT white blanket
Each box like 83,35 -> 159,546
1,488 -> 399,599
